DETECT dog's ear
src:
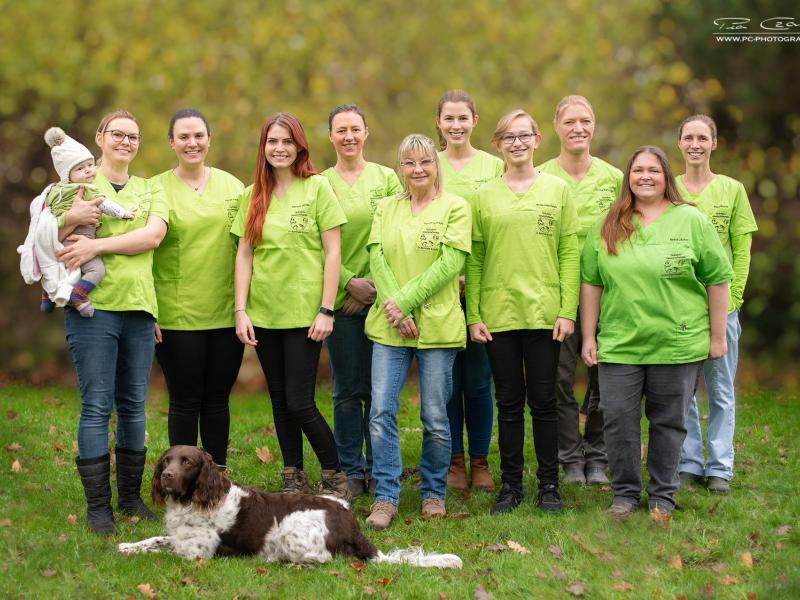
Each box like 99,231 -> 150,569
192,449 -> 230,510
151,451 -> 168,505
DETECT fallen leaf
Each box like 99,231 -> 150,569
72,441 -> 78,453
668,554 -> 683,570
775,542 -> 782,551
762,425 -> 769,434
329,570 -> 341,577
376,576 -> 392,586
403,518 -> 413,525
486,543 -> 506,552
565,582 -> 587,596
447,511 -> 470,519
710,562 -> 727,573
777,447 -> 786,457
48,424 -> 57,434
129,516 -> 140,525
5,442 -> 21,452
507,540 -> 530,554
11,459 -> 22,473
551,567 -> 567,580
645,565 -> 659,577
610,581 -> 634,592
719,575 -> 738,585
180,577 -> 193,585
57,534 -> 67,543
194,558 -> 206,570
676,596 -> 687,600
67,514 -> 77,525
363,586 -> 376,595
548,544 -> 563,559
438,594 -> 449,600
137,583 -> 156,598
708,538 -> 719,545
351,559 -> 367,572
473,584 -> 492,600
748,529 -> 760,543
6,410 -> 17,419
259,425 -> 276,436
740,551 -> 753,568
255,446 -> 273,464
708,499 -> 722,515
774,525 -> 792,536
701,584 -> 715,598
747,593 -> 758,599
53,443 -> 66,452
54,456 -> 65,466
42,568 -> 57,577
0,519 -> 11,527
255,567 -> 266,575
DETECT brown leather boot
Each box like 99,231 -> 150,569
447,453 -> 468,489
469,455 -> 495,491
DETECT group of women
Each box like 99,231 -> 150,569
54,90 -> 756,535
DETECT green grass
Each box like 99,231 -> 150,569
1,384 -> 798,599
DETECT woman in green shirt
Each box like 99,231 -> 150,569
539,95 -> 623,486
57,109 -> 169,534
675,115 -> 758,494
435,89 -> 504,492
466,109 -> 580,516
322,104 -> 402,497
232,113 -> 350,501
364,134 -> 471,530
580,145 -> 732,522
152,109 -> 245,470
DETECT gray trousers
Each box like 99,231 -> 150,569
68,224 -> 105,285
598,362 -> 702,508
556,312 -> 606,468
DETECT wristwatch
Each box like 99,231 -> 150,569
319,306 -> 335,317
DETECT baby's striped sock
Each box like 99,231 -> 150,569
69,279 -> 96,318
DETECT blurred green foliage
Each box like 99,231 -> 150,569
1,0 -> 797,385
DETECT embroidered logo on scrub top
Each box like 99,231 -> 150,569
662,251 -> 691,278
417,220 -> 444,250
368,187 -> 387,214
224,198 -> 239,225
710,211 -> 730,234
537,214 -> 556,236
596,185 -> 617,211
288,202 -> 311,233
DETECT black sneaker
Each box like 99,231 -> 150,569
537,484 -> 563,513
490,483 -> 523,515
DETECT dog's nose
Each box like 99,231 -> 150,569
162,469 -> 175,480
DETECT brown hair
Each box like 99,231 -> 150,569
96,109 -> 138,134
435,89 -> 477,150
678,114 -> 717,141
244,113 -> 317,246
600,145 -> 690,255
553,95 -> 595,124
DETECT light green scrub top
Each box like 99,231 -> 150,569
676,174 -> 757,312
581,203 -> 733,364
90,172 -> 169,317
151,168 -> 244,329
465,173 -> 580,332
365,192 -> 471,349
321,162 -> 402,310
230,175 -> 347,329
538,157 -> 623,250
438,150 -> 504,206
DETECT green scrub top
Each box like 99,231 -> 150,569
321,162 -> 402,310
89,172 -> 169,317
438,150 -> 504,206
365,191 -> 471,349
230,175 -> 347,329
466,173 -> 580,332
676,174 -> 758,312
581,203 -> 733,364
538,157 -> 622,249
152,168 -> 244,329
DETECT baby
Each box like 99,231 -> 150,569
40,127 -> 135,317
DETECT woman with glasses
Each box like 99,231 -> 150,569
435,89 -> 503,492
321,104 -> 402,498
539,95 -> 622,486
151,109 -> 245,470
466,109 -> 579,515
232,113 -> 351,501
580,145 -> 731,521
57,109 -> 169,534
364,134 -> 471,530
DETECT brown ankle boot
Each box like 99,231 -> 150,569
469,455 -> 495,491
447,453 -> 468,489
319,469 -> 352,504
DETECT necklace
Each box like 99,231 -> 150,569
175,167 -> 208,192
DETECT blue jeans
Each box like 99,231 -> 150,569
326,308 -> 373,480
447,334 -> 493,456
679,311 -> 741,481
65,309 -> 155,459
369,343 -> 456,506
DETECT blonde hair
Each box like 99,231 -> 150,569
97,108 -> 138,134
553,95 -> 595,124
491,109 -> 540,160
396,134 -> 442,199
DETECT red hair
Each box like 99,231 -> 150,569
244,112 -> 317,246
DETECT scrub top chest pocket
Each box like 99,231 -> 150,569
417,219 -> 445,251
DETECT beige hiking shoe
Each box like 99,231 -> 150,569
366,501 -> 397,530
281,466 -> 312,494
319,469 -> 352,504
421,497 -> 446,519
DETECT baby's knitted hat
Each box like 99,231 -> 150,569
44,127 -> 94,183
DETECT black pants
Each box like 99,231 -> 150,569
156,328 -> 244,467
253,327 -> 339,471
485,329 -> 561,490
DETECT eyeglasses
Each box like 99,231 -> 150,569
400,158 -> 435,169
500,132 -> 535,145
105,130 -> 141,144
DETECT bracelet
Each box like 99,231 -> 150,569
318,306 -> 335,317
